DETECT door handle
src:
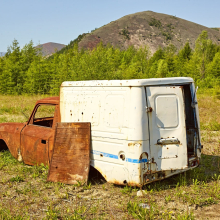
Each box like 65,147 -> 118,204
157,138 -> 180,145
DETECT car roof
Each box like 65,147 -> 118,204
36,96 -> 59,105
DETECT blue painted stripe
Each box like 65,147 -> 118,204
92,150 -> 118,159
91,150 -> 147,163
126,158 -> 148,163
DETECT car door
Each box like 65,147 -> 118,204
146,85 -> 188,170
20,104 -> 57,166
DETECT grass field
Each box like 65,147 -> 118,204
0,94 -> 220,219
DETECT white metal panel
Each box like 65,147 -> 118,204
60,85 -> 149,185
60,86 -> 149,142
127,87 -> 149,141
60,87 -> 129,139
146,86 -> 188,170
61,77 -> 193,88
158,145 -> 178,159
155,95 -> 179,128
104,95 -> 124,128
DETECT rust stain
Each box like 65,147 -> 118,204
143,171 -> 166,184
108,179 -> 142,187
139,152 -> 148,160
146,107 -> 152,112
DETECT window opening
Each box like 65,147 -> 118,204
182,85 -> 197,156
32,105 -> 56,128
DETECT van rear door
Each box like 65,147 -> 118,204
146,86 -> 188,170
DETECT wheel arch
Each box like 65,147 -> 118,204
0,139 -> 9,151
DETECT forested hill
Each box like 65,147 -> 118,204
76,11 -> 220,54
1,30 -> 220,96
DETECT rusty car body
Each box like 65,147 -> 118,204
0,97 -> 59,165
0,77 -> 202,187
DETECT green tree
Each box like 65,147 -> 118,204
178,42 -> 192,61
194,31 -> 216,79
0,39 -> 24,94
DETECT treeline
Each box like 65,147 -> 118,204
0,31 -> 220,95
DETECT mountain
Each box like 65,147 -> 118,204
0,52 -> 6,57
77,11 -> 220,54
35,42 -> 66,56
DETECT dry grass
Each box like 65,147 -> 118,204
198,92 -> 220,130
0,95 -> 50,123
0,94 -> 220,219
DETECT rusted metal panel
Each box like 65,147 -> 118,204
36,96 -> 59,105
21,125 -> 54,166
20,102 -> 59,166
47,122 -> 91,184
27,97 -> 59,125
0,123 -> 26,158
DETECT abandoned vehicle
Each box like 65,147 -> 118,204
0,77 -> 202,186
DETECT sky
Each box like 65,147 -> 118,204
0,0 -> 220,52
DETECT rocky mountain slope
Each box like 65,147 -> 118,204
78,11 -> 220,53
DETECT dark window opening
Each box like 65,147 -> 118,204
182,85 -> 197,156
32,105 -> 56,128
183,85 -> 195,129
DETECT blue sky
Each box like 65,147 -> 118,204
0,0 -> 220,52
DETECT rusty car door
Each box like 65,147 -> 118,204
20,104 -> 57,166
146,86 -> 188,171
